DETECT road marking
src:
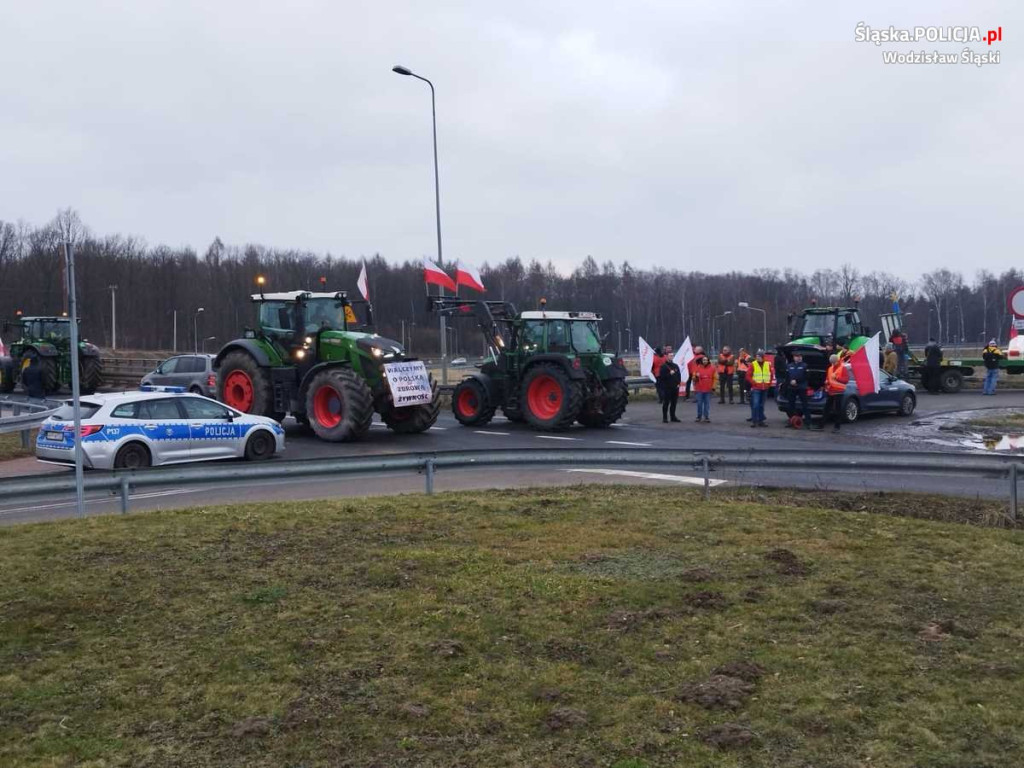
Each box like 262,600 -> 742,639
565,468 -> 728,487
429,426 -> 447,431
475,430 -> 510,436
0,488 -> 201,517
536,435 -> 580,441
371,422 -> 388,428
606,440 -> 652,447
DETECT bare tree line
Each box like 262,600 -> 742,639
0,210 -> 1021,355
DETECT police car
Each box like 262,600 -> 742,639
35,386 -> 285,470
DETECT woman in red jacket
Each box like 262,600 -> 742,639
691,354 -> 717,422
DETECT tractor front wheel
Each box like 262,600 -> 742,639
39,356 -> 59,394
577,378 -> 629,428
383,374 -> 440,434
521,363 -> 583,431
304,367 -> 374,442
452,378 -> 496,426
0,360 -> 15,393
218,351 -> 274,416
80,356 -> 103,394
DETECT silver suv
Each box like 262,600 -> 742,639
141,354 -> 216,396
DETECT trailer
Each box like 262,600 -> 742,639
880,312 -> 1024,393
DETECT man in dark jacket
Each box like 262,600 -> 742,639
22,356 -> 45,401
923,338 -> 943,393
784,351 -> 811,428
657,357 -> 682,423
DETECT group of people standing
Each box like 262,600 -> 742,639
651,345 -> 774,426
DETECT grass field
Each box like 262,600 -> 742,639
0,430 -> 35,461
2,487 -> 1023,767
968,412 -> 1024,430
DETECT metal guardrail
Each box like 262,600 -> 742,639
0,447 -> 1019,522
0,399 -> 59,448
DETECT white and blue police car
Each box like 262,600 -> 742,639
35,386 -> 285,470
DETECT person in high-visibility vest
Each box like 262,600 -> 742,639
736,348 -> 752,405
716,346 -> 736,405
745,349 -> 772,427
821,353 -> 850,432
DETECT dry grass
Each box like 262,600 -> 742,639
2,486 -> 1023,767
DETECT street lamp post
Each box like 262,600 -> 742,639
712,311 -> 732,355
393,64 -> 448,385
193,307 -> 204,354
108,284 -> 118,349
204,336 -> 217,353
738,302 -> 767,352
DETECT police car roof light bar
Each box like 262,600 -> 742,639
139,385 -> 187,393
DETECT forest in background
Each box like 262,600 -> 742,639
1,209 -> 1021,356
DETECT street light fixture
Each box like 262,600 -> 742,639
193,307 -> 205,354
393,63 -> 448,384
738,302 -> 768,352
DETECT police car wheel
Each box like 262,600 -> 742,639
244,430 -> 275,461
114,442 -> 151,470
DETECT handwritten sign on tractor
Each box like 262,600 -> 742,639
384,361 -> 433,407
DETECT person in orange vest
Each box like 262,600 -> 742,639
691,353 -> 717,422
652,346 -> 668,403
716,346 -> 736,404
736,348 -> 752,405
745,349 -> 772,427
684,345 -> 703,400
821,353 -> 850,432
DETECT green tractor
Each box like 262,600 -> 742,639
786,302 -> 872,351
214,290 -> 439,441
432,299 -> 629,431
0,316 -> 103,395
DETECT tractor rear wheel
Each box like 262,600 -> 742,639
39,356 -> 59,394
521,363 -> 583,431
80,356 -> 103,394
218,351 -> 274,416
304,367 -> 373,442
452,378 -> 496,426
383,374 -> 440,433
577,378 -> 628,428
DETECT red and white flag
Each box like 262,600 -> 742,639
639,336 -> 655,381
422,256 -> 456,292
849,332 -> 881,396
455,261 -> 486,293
356,261 -> 369,301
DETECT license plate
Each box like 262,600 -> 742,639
45,430 -> 64,442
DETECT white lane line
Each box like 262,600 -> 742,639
565,468 -> 728,487
371,423 -> 388,428
429,426 -> 447,431
0,488 -> 202,517
536,435 -> 580,441
606,440 -> 652,447
475,430 -> 510,436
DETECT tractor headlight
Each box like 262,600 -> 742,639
294,348 -> 306,360
304,336 -> 313,345
371,347 -> 384,358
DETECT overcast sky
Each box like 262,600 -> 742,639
2,0 -> 1020,279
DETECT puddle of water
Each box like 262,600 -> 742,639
963,432 -> 1024,452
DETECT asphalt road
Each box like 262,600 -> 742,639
2,388 -> 1022,525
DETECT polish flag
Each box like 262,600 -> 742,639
849,332 -> 881,396
455,261 -> 486,293
422,256 -> 456,292
356,261 -> 369,301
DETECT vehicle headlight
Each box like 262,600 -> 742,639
304,336 -> 313,345
295,348 -> 306,360
371,347 -> 384,358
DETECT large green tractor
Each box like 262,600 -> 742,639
0,316 -> 103,395
432,299 -> 629,431
785,303 -> 872,351
214,290 -> 439,441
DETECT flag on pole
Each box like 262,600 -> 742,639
357,261 -> 369,301
672,336 -> 694,370
849,332 -> 881,396
422,256 -> 456,292
455,261 -> 486,293
638,336 -> 655,381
